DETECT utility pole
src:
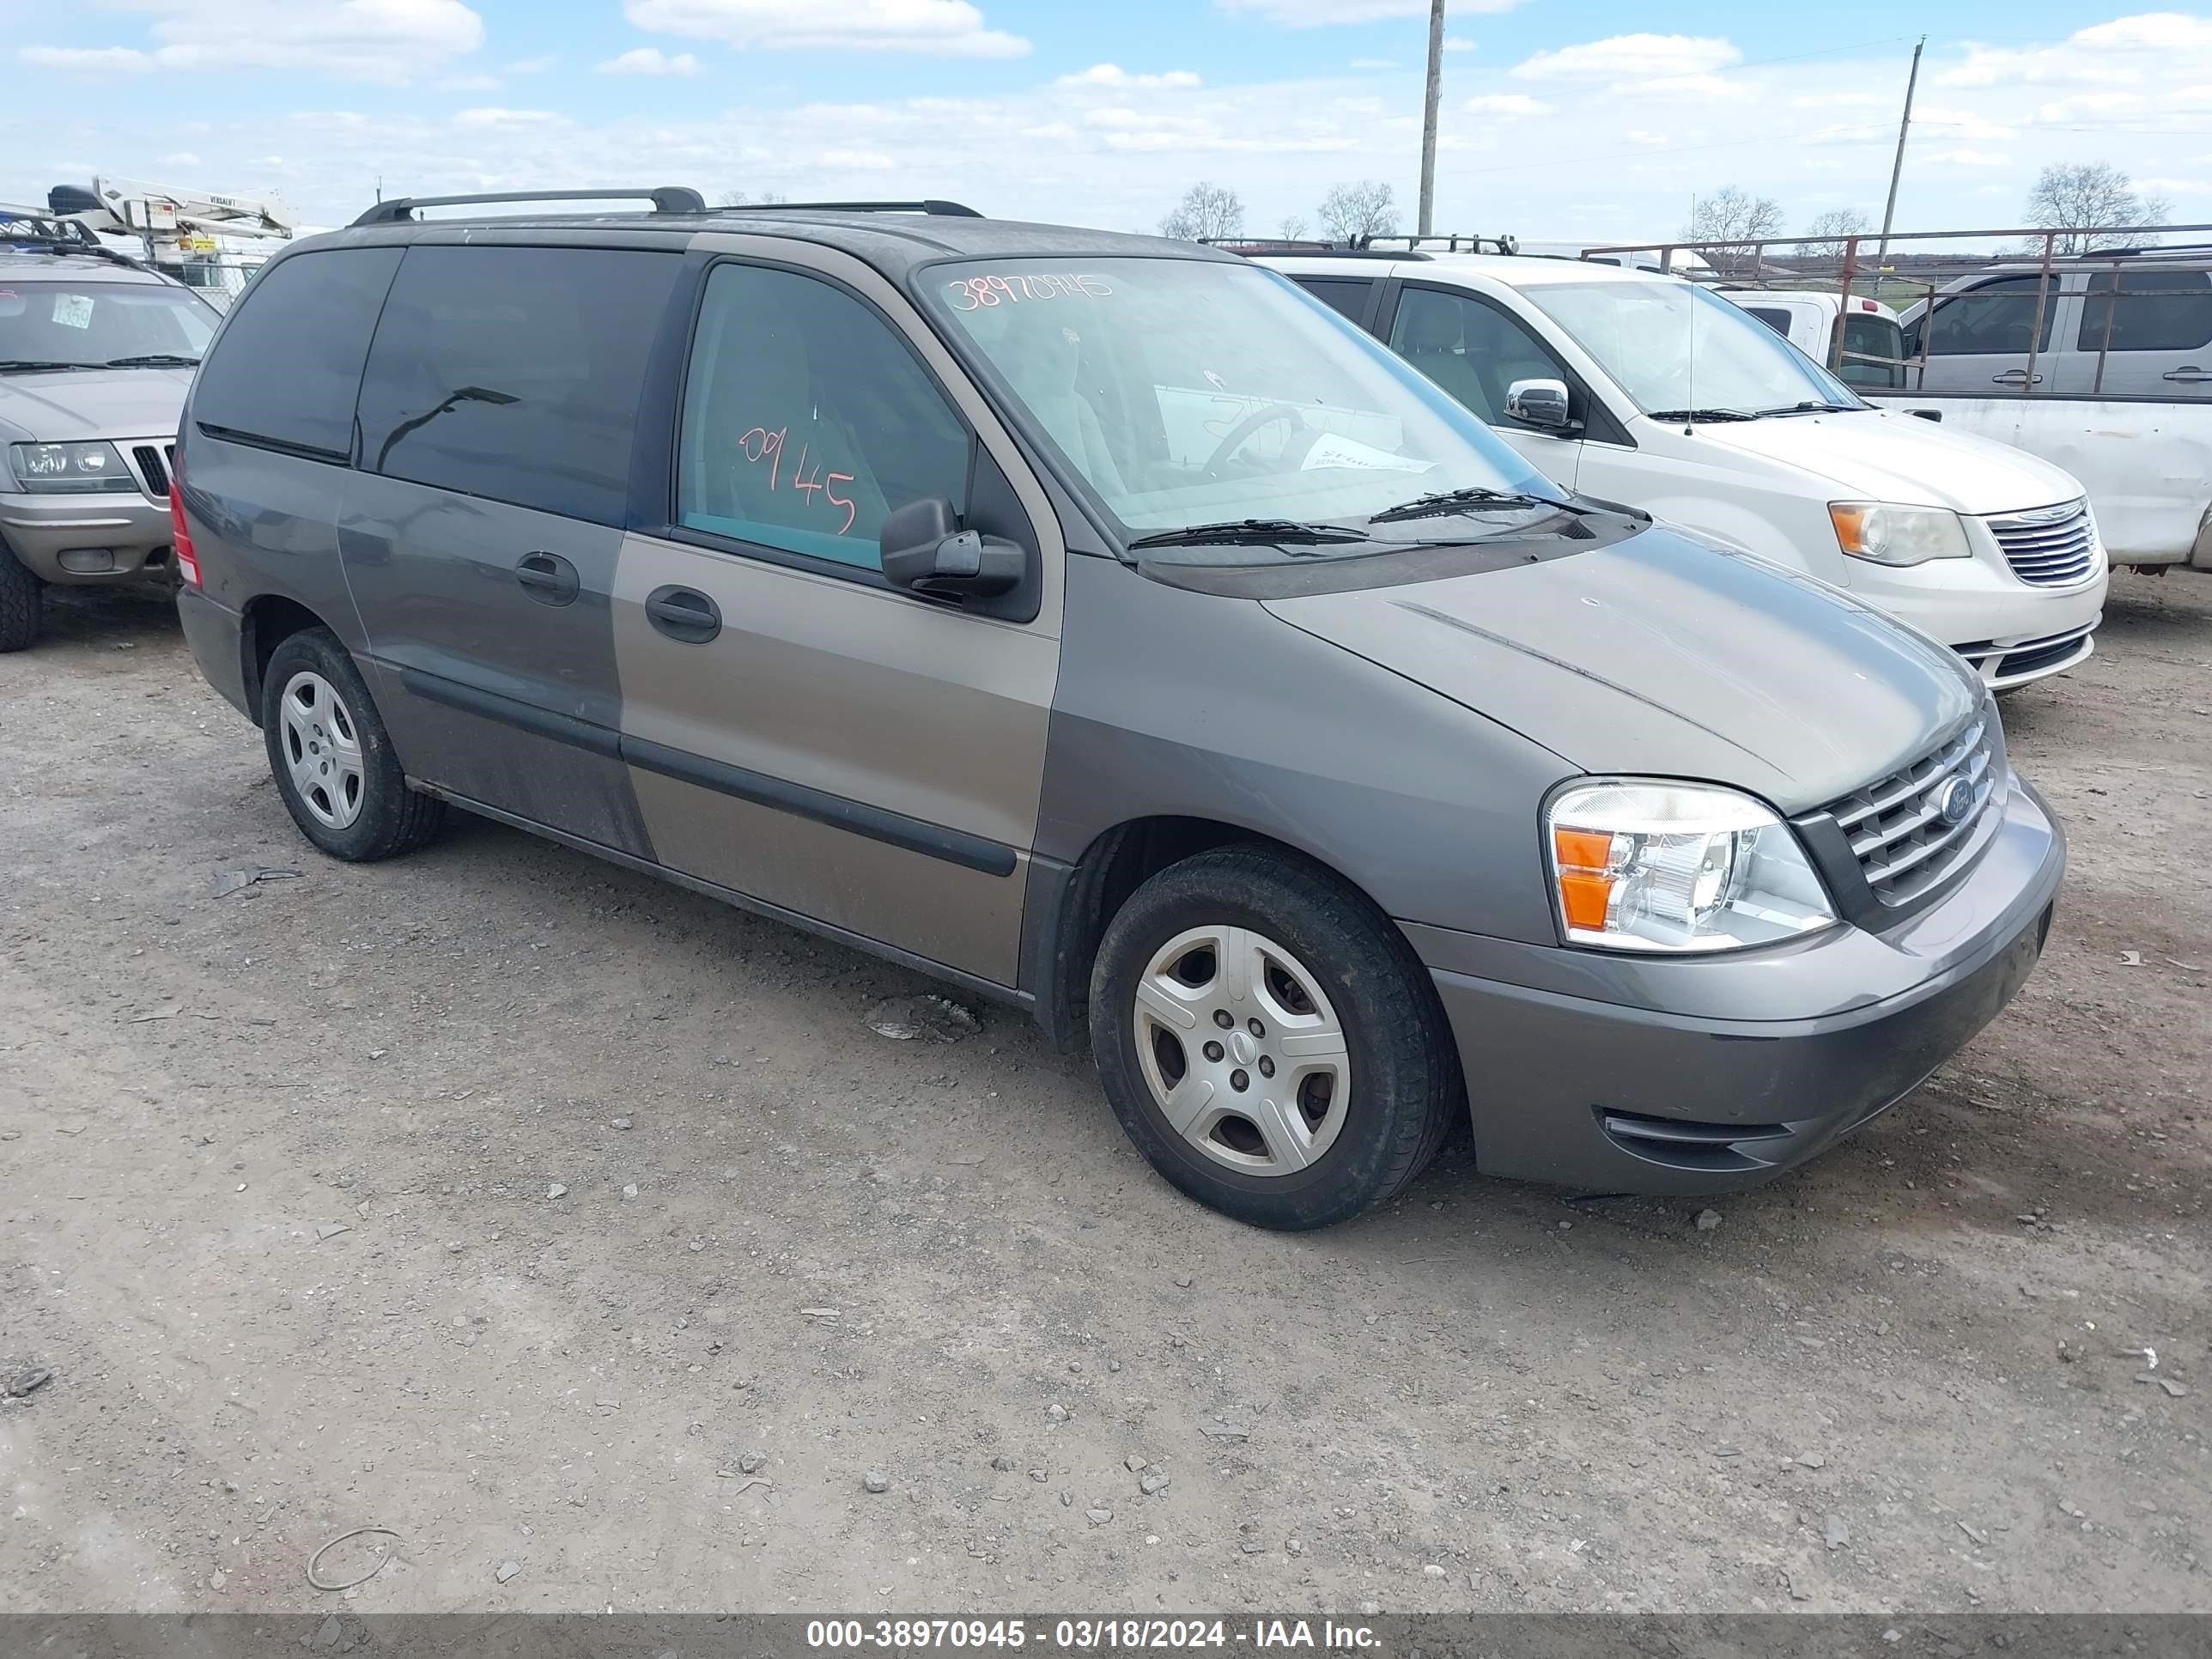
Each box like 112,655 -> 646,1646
1877,36 -> 1924,259
1418,0 -> 1444,237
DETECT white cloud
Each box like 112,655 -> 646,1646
18,46 -> 154,72
624,0 -> 1028,58
17,0 -> 483,82
1942,11 -> 2212,88
1512,33 -> 1740,83
1216,0 -> 1522,22
822,148 -> 896,169
504,54 -> 555,73
1443,36 -> 1474,52
441,73 -> 501,89
1921,149 -> 2010,168
1465,94 -> 1550,116
1056,64 -> 1201,88
163,151 -> 204,168
453,107 -> 566,128
599,47 -> 702,75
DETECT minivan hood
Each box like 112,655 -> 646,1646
1681,406 -> 2082,514
0,368 -> 191,446
1264,526 -> 1984,813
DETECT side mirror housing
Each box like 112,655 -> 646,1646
879,496 -> 1024,599
1505,377 -> 1574,430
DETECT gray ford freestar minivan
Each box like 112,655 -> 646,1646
173,189 -> 2064,1230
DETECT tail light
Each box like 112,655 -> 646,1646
169,460 -> 202,587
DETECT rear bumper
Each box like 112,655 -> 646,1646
0,489 -> 174,583
177,585 -> 252,720
1416,775 -> 2066,1196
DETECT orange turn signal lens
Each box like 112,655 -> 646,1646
1553,828 -> 1614,872
1558,871 -> 1613,931
1828,502 -> 1869,554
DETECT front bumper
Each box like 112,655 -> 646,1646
0,487 -> 174,583
1413,774 -> 2066,1195
1845,534 -> 2106,660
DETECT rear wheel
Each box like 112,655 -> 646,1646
259,628 -> 443,861
0,541 -> 43,653
1090,846 -> 1460,1231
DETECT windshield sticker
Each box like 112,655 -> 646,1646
1299,432 -> 1432,474
738,425 -> 858,536
52,294 -> 94,330
946,273 -> 1114,312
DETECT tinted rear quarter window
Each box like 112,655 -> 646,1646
1293,278 -> 1376,325
2077,268 -> 2212,352
356,245 -> 683,526
1741,306 -> 1794,337
191,248 -> 402,458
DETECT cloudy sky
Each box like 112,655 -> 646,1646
2,1 -> 2205,242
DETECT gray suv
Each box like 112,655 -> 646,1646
1,213 -> 218,648
173,189 -> 2065,1229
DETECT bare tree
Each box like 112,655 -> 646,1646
1685,185 -> 1785,270
2024,161 -> 2169,253
1159,181 -> 1245,241
1279,214 -> 1310,240
718,189 -> 788,207
1317,180 -> 1399,244
1801,206 -> 1872,261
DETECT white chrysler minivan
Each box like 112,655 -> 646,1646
1264,252 -> 2106,690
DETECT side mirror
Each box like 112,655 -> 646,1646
1505,377 -> 1573,430
879,496 -> 1024,599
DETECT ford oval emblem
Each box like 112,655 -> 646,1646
1936,777 -> 1975,827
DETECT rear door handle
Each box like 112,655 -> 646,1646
1990,369 -> 2042,386
2163,365 -> 2212,382
646,585 -> 721,643
514,550 -> 580,606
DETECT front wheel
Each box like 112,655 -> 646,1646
259,627 -> 444,861
0,541 -> 43,653
1089,846 -> 1461,1230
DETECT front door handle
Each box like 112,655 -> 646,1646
2163,365 -> 2212,383
646,585 -> 721,643
1990,368 -> 2042,386
514,550 -> 580,606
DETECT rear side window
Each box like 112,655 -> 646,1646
1840,313 -> 1905,387
1294,278 -> 1376,325
2077,268 -> 2212,352
1741,306 -> 1794,337
356,246 -> 682,526
192,248 -> 401,459
676,263 -> 971,570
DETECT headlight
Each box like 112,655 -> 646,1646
1828,501 -> 1971,566
9,441 -> 137,494
1547,780 -> 1837,953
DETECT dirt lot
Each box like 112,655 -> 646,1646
1,571 -> 2206,1617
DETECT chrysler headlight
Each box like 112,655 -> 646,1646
1828,501 -> 1970,566
1547,780 -> 1837,953
9,441 -> 137,494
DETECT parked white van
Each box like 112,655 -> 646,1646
1260,252 -> 2106,690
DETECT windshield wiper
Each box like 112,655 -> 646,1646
1126,518 -> 1370,550
101,354 -> 201,368
1367,484 -> 1562,525
0,359 -> 87,373
1756,399 -> 1857,416
1646,406 -> 1759,423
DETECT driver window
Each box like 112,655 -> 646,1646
678,264 -> 972,570
1388,288 -> 1570,428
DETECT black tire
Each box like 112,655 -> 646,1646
0,540 -> 43,653
1089,845 -> 1462,1231
259,627 -> 444,861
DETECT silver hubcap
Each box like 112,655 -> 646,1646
1133,925 -> 1351,1176
278,670 -> 366,830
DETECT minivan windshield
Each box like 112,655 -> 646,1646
1522,279 -> 1865,419
924,257 -> 1563,551
0,282 -> 216,369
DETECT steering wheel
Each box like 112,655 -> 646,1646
1202,404 -> 1320,478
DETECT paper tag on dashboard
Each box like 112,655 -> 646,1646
52,294 -> 94,329
1299,432 -> 1431,473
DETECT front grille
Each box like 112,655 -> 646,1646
129,442 -> 176,500
1985,498 -> 2100,586
1822,715 -> 1999,907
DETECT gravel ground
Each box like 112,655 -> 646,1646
1,570 -> 2205,1615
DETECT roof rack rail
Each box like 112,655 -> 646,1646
1,210 -> 143,266
1361,233 -> 1520,255
721,200 -> 984,218
351,186 -> 706,227
1208,243 -> 1431,262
